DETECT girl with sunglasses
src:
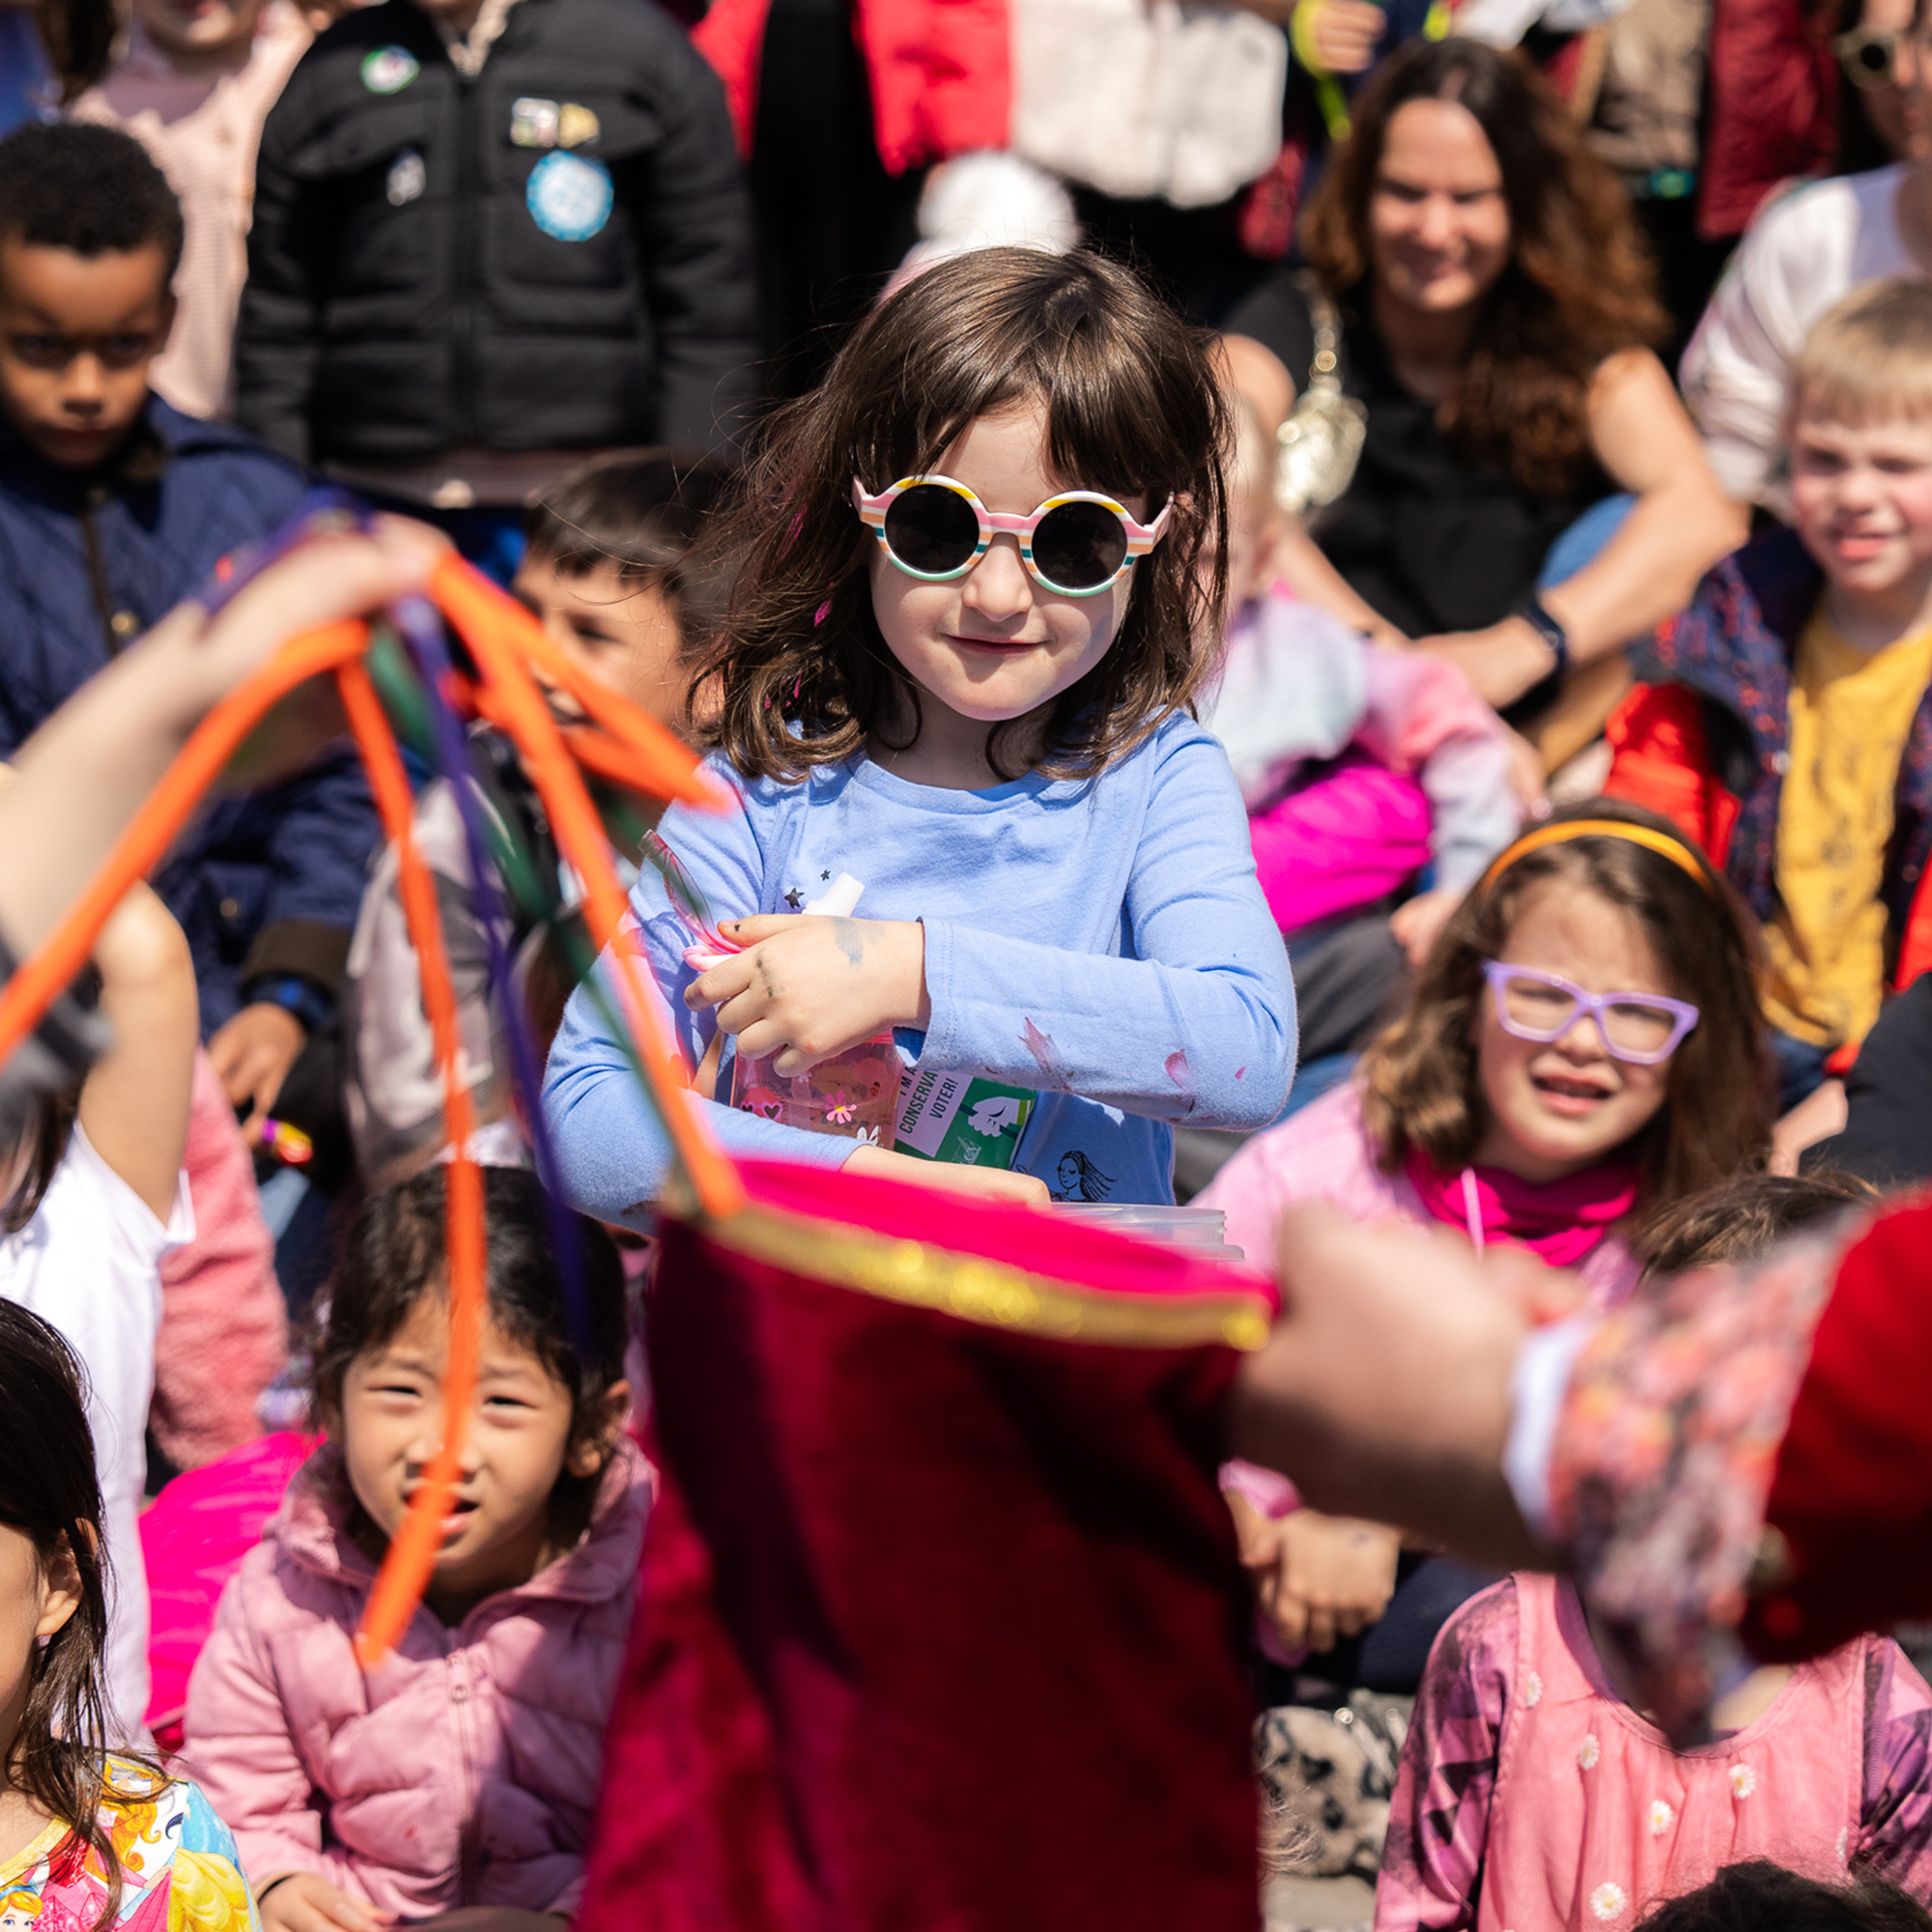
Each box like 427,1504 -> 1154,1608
1197,801 -> 1771,1828
542,246 -> 1293,1213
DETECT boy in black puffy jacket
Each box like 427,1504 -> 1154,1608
237,0 -> 756,542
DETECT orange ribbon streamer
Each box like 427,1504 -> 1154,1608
0,561 -> 746,1664
337,661 -> 489,1665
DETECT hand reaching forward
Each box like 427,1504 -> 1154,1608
1226,1492 -> 1401,1653
209,999 -> 306,1129
258,1875 -> 391,1932
842,1142 -> 1049,1206
1231,1204 -> 1577,1569
685,915 -> 929,1075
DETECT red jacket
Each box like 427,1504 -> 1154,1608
692,0 -> 1009,175
1698,0 -> 1838,240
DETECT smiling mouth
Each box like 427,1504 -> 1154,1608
1531,1071 -> 1614,1103
948,634 -> 1040,653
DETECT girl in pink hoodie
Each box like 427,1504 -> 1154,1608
184,1167 -> 647,1932
1200,804 -> 1774,1670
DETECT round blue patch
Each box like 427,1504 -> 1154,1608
526,151 -> 612,242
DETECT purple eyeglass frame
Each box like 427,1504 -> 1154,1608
1481,960 -> 1700,1065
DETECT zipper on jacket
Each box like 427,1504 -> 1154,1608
449,1647 -> 482,1901
452,69 -> 480,446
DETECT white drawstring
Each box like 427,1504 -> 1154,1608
1461,1168 -> 1485,1256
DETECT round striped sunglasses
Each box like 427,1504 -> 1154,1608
852,475 -> 1173,597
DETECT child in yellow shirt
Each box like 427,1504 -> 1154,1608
1607,275 -> 1932,1115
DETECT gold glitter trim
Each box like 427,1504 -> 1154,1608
695,1204 -> 1274,1351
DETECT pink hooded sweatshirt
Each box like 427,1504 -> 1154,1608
182,1436 -> 651,1918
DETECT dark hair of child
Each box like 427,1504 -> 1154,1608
0,1299 -> 134,1918
1636,1170 -> 1879,1277
308,1167 -> 630,1536
693,244 -> 1231,785
1635,1860 -> 1932,1932
1359,798 -> 1773,1221
0,123 -> 185,278
526,448 -> 738,659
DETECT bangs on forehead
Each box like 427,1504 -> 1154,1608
868,272 -> 1192,500
1793,364 -> 1932,433
1792,277 -> 1932,434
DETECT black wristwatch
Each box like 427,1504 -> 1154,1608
1513,594 -> 1571,681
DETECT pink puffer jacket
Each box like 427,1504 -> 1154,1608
181,1436 -> 651,1918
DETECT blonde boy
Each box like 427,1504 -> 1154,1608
1607,277 -> 1932,1117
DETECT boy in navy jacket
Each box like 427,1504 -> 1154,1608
0,122 -> 380,1126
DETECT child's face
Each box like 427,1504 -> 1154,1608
512,553 -> 688,733
132,0 -> 268,59
338,1295 -> 623,1611
1788,400 -> 1932,603
1471,880 -> 1677,1181
867,399 -> 1146,734
0,239 -> 173,469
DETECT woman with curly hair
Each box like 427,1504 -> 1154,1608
1223,39 -> 1745,730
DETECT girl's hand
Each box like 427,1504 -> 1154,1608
1268,1509 -> 1402,1653
1388,887 -> 1462,970
685,915 -> 929,1075
259,1875 -> 391,1932
1302,0 -> 1385,71
209,1000 -> 306,1129
842,1142 -> 1050,1206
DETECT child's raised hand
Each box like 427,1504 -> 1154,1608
685,915 -> 930,1075
258,1875 -> 392,1932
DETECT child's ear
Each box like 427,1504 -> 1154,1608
37,1526 -> 91,1641
565,1381 -> 633,1479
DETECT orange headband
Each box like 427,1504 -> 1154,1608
1478,818 -> 1719,899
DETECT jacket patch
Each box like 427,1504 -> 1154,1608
359,44 -> 419,93
511,96 -> 558,146
385,148 -> 426,205
510,99 -> 601,150
526,151 -> 612,241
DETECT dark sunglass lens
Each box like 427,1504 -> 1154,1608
882,485 -> 980,575
1032,500 -> 1128,590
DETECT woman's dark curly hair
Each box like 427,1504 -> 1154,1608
1358,799 -> 1772,1224
692,245 -> 1231,784
0,1300 -> 152,1930
1302,38 -> 1668,497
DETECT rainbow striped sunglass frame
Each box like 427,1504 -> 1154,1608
851,474 -> 1174,597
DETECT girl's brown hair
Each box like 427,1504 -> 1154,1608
694,245 -> 1230,784
1359,800 -> 1771,1222
0,1299 -> 156,1930
1301,39 -> 1667,498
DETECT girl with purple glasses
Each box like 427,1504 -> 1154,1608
542,247 -> 1293,1215
1196,802 -> 1773,1823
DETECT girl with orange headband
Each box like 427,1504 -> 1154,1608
1197,801 -> 1773,1857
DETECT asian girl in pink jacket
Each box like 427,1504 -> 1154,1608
184,1168 -> 645,1932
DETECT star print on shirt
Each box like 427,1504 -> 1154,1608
820,869 -> 832,880
784,888 -> 804,909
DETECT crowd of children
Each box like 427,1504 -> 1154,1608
4,0 -> 1932,1925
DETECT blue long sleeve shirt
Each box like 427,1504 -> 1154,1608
542,713 -> 1296,1215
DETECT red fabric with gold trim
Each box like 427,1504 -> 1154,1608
1747,1194 -> 1932,1662
574,1158 -> 1275,1932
